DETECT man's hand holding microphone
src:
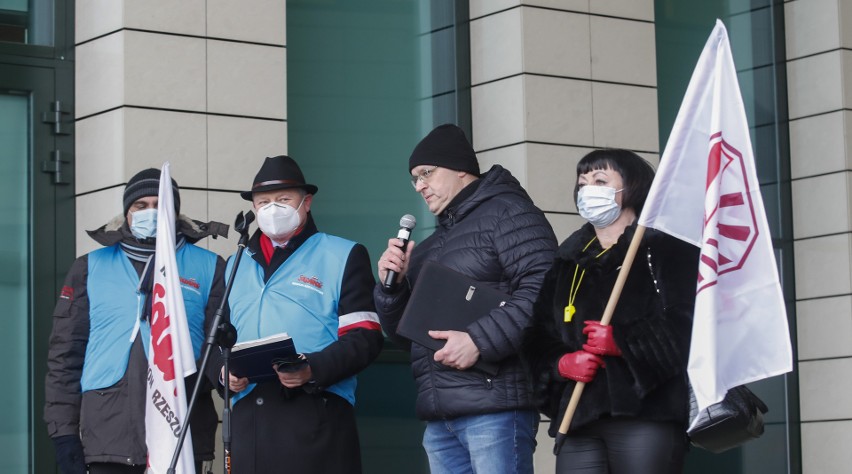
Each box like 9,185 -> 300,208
378,214 -> 416,292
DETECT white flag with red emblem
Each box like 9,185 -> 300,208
145,162 -> 196,473
637,20 -> 792,421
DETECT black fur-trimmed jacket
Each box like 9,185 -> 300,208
374,165 -> 557,420
522,222 -> 700,436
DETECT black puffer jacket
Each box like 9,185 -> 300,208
522,223 -> 700,436
374,165 -> 557,420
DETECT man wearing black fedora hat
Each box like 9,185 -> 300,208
44,168 -> 228,474
217,155 -> 383,473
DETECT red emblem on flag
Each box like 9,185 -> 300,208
697,132 -> 759,293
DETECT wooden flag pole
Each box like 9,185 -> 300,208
553,225 -> 647,454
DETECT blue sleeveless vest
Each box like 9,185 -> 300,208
226,233 -> 357,405
81,243 -> 216,392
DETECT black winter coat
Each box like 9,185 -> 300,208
522,223 -> 700,436
44,216 -> 227,465
374,165 -> 557,420
216,215 -> 384,474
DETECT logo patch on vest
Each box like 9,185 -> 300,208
179,276 -> 202,295
293,275 -> 324,295
60,285 -> 74,300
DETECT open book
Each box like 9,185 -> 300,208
229,332 -> 297,383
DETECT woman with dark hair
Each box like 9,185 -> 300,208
522,149 -> 700,473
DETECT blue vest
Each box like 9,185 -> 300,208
227,233 -> 356,405
81,243 -> 217,392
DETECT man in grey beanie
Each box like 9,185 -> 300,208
374,124 -> 558,474
44,168 -> 227,474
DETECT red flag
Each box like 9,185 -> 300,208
638,20 -> 792,422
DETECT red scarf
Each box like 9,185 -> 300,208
259,233 -> 276,264
258,226 -> 305,264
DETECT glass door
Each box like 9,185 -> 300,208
0,80 -> 31,474
0,62 -> 75,474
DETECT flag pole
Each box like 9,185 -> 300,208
554,225 -> 647,454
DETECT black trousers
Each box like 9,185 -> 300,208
87,465 -> 145,474
555,418 -> 688,474
230,383 -> 362,474
87,461 -> 205,474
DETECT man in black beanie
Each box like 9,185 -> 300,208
44,168 -> 228,474
374,124 -> 558,474
121,167 -> 181,217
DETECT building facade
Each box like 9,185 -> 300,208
1,0 -> 848,472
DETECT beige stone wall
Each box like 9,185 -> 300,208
785,0 -> 852,471
468,0 -> 658,245
73,5 -> 289,472
467,0 -> 658,470
74,0 -> 288,258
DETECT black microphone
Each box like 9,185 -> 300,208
234,210 -> 255,235
383,214 -> 416,290
233,210 -> 255,248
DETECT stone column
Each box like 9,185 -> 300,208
468,0 -> 658,242
467,2 -> 657,470
786,0 -> 852,471
74,0 -> 288,257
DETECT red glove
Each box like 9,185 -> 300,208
582,320 -> 622,356
557,350 -> 605,383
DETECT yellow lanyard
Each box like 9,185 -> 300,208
564,237 -> 609,322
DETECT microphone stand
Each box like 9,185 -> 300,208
168,210 -> 254,474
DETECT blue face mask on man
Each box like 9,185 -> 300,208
130,208 -> 157,239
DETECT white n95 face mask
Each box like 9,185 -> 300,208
130,208 -> 158,239
577,185 -> 623,228
257,199 -> 304,240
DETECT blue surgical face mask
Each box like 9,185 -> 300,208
130,208 -> 158,239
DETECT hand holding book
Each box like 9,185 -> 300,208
273,353 -> 315,390
229,332 -> 297,384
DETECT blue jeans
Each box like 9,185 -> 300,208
423,410 -> 539,474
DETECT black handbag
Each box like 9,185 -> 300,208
687,384 -> 769,453
644,247 -> 769,453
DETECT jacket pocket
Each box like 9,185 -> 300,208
80,379 -> 137,460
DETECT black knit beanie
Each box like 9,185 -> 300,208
408,124 -> 480,175
123,168 -> 180,216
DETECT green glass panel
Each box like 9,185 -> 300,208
0,93 -> 30,472
355,360 -> 430,472
655,1 -> 798,473
287,0 -> 423,264
287,2 -> 466,473
0,0 -> 27,11
287,0 -> 463,269
0,0 -> 54,45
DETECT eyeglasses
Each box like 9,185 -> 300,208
410,166 -> 438,188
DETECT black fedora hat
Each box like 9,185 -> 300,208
241,155 -> 319,201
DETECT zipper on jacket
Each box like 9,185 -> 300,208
485,377 -> 493,389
